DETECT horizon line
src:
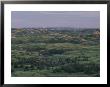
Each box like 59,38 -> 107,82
11,27 -> 100,29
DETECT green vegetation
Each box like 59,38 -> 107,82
11,28 -> 100,77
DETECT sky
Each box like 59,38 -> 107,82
11,11 -> 100,28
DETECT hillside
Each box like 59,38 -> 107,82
11,28 -> 100,77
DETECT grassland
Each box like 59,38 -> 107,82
11,28 -> 100,77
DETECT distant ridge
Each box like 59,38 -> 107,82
12,27 -> 99,31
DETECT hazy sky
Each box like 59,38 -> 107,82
11,11 -> 100,28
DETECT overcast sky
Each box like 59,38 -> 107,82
11,11 -> 100,28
